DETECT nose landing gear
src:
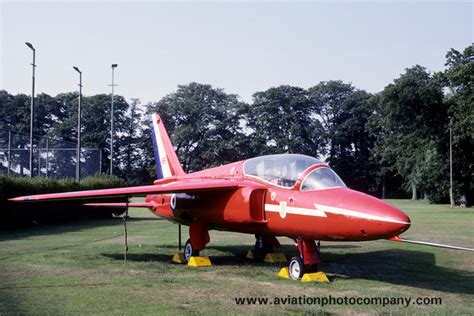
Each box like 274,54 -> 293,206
288,238 -> 320,280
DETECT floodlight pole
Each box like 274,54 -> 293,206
7,130 -> 11,175
110,64 -> 118,175
25,42 -> 36,177
73,66 -> 82,181
449,124 -> 454,208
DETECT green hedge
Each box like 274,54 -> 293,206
0,174 -> 128,227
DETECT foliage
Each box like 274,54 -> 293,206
372,65 -> 448,200
0,44 -> 472,204
244,85 -> 324,157
308,81 -> 377,193
145,82 -> 247,173
0,174 -> 127,226
442,46 -> 474,205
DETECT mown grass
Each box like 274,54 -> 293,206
0,199 -> 472,315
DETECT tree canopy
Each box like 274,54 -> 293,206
1,44 -> 472,205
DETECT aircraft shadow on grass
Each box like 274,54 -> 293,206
102,245 -> 473,295
0,217 -> 161,242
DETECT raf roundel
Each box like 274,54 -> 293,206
170,193 -> 177,210
270,192 -> 276,201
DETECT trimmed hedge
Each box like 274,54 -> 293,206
0,174 -> 128,227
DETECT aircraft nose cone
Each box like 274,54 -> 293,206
383,203 -> 411,236
366,197 -> 411,237
339,189 -> 411,239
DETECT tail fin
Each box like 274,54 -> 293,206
150,113 -> 185,179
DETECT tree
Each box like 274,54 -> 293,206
245,85 -> 324,157
443,45 -> 474,205
308,81 -> 377,193
146,83 -> 245,173
117,98 -> 146,183
374,66 -> 447,200
81,94 -> 129,175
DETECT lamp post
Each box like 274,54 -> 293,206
449,122 -> 454,208
110,64 -> 118,175
25,42 -> 36,177
73,66 -> 82,181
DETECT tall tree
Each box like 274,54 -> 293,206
146,82 -> 245,173
308,81 -> 377,193
374,65 -> 447,200
117,98 -> 145,183
245,85 -> 324,157
443,45 -> 474,205
82,94 -> 129,175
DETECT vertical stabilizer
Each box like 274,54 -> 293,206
150,113 -> 185,179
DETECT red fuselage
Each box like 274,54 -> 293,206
147,159 -> 411,242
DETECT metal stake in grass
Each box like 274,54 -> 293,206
178,224 -> 182,251
123,199 -> 129,264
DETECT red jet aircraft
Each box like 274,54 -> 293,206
10,113 -> 473,280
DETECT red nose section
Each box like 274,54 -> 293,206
313,188 -> 411,240
339,189 -> 411,239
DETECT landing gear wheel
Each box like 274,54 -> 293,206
289,256 -> 305,280
254,235 -> 273,261
184,239 -> 199,263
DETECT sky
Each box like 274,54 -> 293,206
0,1 -> 472,104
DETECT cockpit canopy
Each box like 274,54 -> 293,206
301,167 -> 346,190
243,154 -> 346,190
244,154 -> 321,188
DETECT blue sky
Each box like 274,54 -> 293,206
1,1 -> 472,103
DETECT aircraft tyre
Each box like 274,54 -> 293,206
254,235 -> 273,261
184,239 -> 199,263
289,256 -> 305,280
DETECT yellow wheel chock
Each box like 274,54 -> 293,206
187,256 -> 212,267
264,252 -> 287,263
172,252 -> 185,264
301,272 -> 330,283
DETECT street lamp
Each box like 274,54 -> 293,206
73,66 -> 82,181
25,42 -> 36,177
449,120 -> 454,208
110,63 -> 118,175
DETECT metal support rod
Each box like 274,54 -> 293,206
37,146 -> 40,177
110,64 -> 118,175
124,198 -> 129,264
99,150 -> 102,174
178,224 -> 182,251
45,138 -> 49,178
26,42 -> 36,178
449,126 -> 454,208
7,130 -> 11,175
73,67 -> 82,181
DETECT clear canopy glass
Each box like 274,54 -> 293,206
243,154 -> 322,187
301,167 -> 346,190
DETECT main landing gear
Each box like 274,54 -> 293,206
184,239 -> 200,262
288,238 -> 320,280
254,235 -> 272,260
183,222 -> 210,264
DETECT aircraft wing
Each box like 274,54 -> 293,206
9,178 -> 241,203
84,202 -> 154,208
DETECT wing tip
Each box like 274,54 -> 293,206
8,197 -> 27,202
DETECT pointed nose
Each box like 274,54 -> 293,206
340,189 -> 411,239
381,202 -> 411,236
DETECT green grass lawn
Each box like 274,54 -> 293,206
0,200 -> 472,315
